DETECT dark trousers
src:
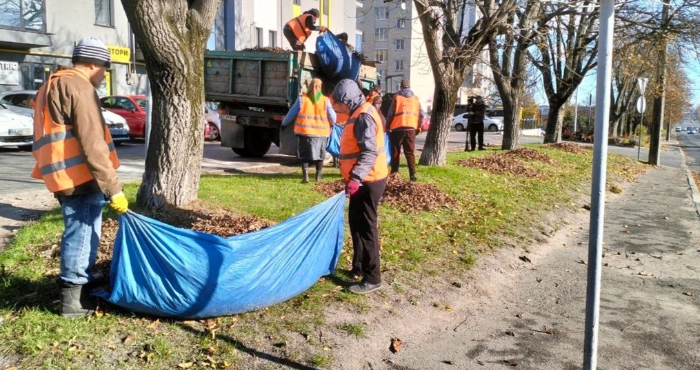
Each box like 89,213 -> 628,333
469,121 -> 484,150
349,178 -> 387,285
283,26 -> 305,51
389,129 -> 416,175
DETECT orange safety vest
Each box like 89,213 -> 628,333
389,94 -> 420,130
330,96 -> 349,126
295,95 -> 332,137
339,103 -> 388,183
285,14 -> 313,43
31,69 -> 120,193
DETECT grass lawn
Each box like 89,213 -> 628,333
0,144 -> 646,369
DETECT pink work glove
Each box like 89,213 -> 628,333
345,180 -> 361,197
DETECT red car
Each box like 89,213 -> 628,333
100,95 -> 148,139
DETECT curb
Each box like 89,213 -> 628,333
677,146 -> 700,219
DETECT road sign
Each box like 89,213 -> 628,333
637,77 -> 648,93
636,96 -> 647,113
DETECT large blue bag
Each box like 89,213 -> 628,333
94,193 -> 346,319
315,31 -> 361,82
326,124 -> 391,165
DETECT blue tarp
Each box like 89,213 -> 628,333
315,31 -> 361,82
94,192 -> 346,319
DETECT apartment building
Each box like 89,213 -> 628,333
356,0 -> 434,110
356,0 -> 492,110
0,0 -> 147,97
208,0 -> 358,53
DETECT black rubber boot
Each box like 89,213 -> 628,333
301,162 -> 309,183
315,161 -> 323,182
60,283 -> 96,319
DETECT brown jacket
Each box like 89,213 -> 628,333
46,71 -> 121,197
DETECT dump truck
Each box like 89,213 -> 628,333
204,50 -> 379,157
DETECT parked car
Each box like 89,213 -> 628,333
0,90 -> 129,144
100,95 -> 148,139
452,113 -> 503,132
0,103 -> 33,150
688,128 -> 696,134
675,126 -> 681,132
204,101 -> 221,141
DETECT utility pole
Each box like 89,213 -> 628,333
574,89 -> 579,134
587,94 -> 592,129
648,0 -> 670,165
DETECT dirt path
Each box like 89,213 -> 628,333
0,190 -> 56,252
319,159 -> 700,369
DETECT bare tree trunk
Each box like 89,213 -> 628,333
544,103 -> 565,144
420,87 -> 456,165
121,0 -> 221,208
501,98 -> 520,150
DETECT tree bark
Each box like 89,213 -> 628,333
501,97 -> 520,150
544,101 -> 565,144
648,0 -> 670,166
421,88 -> 456,165
121,0 -> 221,208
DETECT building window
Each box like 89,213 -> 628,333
95,0 -> 113,26
269,31 -> 277,47
396,18 -> 406,29
375,7 -> 388,20
357,12 -> 364,24
395,39 -> 404,50
256,27 -> 263,47
395,60 -> 404,71
323,0 -> 329,16
375,28 -> 387,41
0,0 -> 46,31
374,49 -> 387,63
355,33 -> 363,52
293,0 -> 300,5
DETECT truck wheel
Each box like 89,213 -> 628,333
232,126 -> 273,157
244,127 -> 273,157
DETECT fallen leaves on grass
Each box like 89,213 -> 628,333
519,256 -> 532,263
95,204 -> 276,281
545,142 -> 592,154
389,337 -> 402,354
456,154 -> 542,178
122,334 -> 136,344
683,291 -> 694,297
505,148 -> 555,164
315,174 -> 458,212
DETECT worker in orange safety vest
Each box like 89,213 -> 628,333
283,9 -> 327,51
281,78 -> 336,183
385,79 -> 424,181
31,37 -> 127,319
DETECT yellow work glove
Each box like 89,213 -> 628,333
110,192 -> 129,214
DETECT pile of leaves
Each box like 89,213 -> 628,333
315,174 -> 457,212
545,142 -> 591,154
456,154 -> 542,179
241,46 -> 289,53
95,205 -> 275,278
505,148 -> 555,165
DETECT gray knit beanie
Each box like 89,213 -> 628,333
72,37 -> 111,68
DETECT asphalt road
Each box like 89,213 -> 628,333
0,131 -> 522,195
676,131 -> 700,169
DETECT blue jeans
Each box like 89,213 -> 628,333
57,192 -> 104,285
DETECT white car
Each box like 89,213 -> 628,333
452,113 -> 504,132
0,90 -> 129,145
0,103 -> 33,150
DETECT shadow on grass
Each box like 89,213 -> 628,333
0,271 -> 58,313
177,322 -> 319,370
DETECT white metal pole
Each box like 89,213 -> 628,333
583,0 -> 614,368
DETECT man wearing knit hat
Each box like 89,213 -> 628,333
31,37 -> 127,318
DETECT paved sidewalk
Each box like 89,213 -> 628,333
381,144 -> 700,369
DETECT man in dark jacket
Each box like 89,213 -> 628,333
467,96 -> 487,151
